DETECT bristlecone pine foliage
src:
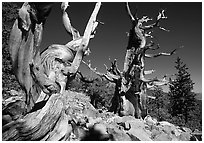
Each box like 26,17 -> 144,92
84,3 -> 181,119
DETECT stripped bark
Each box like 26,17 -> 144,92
9,2 -> 54,111
11,2 -> 101,111
3,2 -> 101,141
2,91 -> 95,141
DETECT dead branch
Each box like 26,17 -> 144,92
144,41 -> 160,51
125,2 -> 136,23
61,2 -> 81,40
145,51 -> 175,58
144,31 -> 154,39
146,75 -> 169,89
109,59 -> 122,76
142,10 -> 169,32
82,2 -> 101,48
69,2 -> 101,74
144,69 -> 155,75
140,75 -> 160,83
82,60 -> 116,82
147,95 -> 156,100
145,46 -> 183,58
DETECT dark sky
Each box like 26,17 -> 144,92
39,2 -> 202,93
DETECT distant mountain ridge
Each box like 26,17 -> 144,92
147,89 -> 202,101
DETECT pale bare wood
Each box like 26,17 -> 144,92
145,46 -> 183,58
105,3 -> 178,118
82,60 -> 116,82
9,2 -> 54,111
144,69 -> 155,75
61,2 -> 81,40
29,2 -> 101,104
68,2 -> 101,74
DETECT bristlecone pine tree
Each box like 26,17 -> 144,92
168,57 -> 196,124
84,3 -> 181,119
3,2 -> 102,141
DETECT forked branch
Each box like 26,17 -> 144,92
68,2 -> 101,74
142,10 -> 169,32
109,59 -> 122,76
82,60 -> 119,82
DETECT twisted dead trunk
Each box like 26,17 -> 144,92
3,2 -> 190,141
83,3 -> 180,119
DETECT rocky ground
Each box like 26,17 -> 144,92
2,90 -> 201,141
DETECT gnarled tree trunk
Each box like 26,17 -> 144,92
3,2 -> 186,141
9,2 -> 54,111
84,3 -> 181,119
4,2 -> 102,141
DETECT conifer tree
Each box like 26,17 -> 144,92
147,87 -> 171,121
169,57 -> 196,124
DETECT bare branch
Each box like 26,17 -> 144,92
147,80 -> 168,89
158,27 -> 170,32
142,9 -> 169,32
144,42 -> 160,51
157,9 -> 167,20
147,95 -> 156,100
144,69 -> 155,75
82,2 -> 101,48
146,75 -> 172,89
145,52 -> 173,58
82,60 -> 116,82
145,46 -> 183,58
110,59 -> 122,76
145,31 -> 154,38
125,2 -> 136,22
136,90 -> 156,99
61,2 -> 81,40
69,2 -> 101,74
140,76 -> 159,83
65,38 -> 82,52
139,16 -> 153,23
106,71 -> 121,80
145,41 -> 154,48
104,64 -> 109,71
114,59 -> 122,76
140,72 -> 169,86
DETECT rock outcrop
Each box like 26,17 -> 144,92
2,91 -> 201,141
